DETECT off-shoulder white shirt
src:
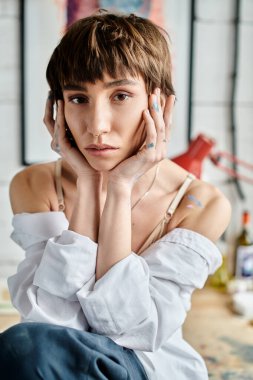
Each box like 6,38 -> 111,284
8,212 -> 222,380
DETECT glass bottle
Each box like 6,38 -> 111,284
210,235 -> 229,289
233,210 -> 252,277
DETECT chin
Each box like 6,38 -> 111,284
86,158 -> 121,172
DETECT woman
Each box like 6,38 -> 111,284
0,11 -> 230,380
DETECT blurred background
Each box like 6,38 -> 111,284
0,0 -> 253,378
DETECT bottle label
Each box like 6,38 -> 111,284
236,245 -> 253,278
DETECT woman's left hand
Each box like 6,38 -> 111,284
109,89 -> 175,187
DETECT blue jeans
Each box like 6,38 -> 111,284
0,323 -> 149,380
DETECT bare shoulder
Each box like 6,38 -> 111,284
174,179 -> 231,242
9,162 -> 58,214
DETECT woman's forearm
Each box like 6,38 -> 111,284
68,177 -> 101,242
96,181 -> 132,281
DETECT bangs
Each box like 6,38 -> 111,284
59,46 -> 142,87
46,13 -> 175,99
57,21 -> 148,88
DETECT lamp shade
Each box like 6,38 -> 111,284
171,134 -> 215,178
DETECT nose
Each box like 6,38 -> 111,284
87,104 -> 111,138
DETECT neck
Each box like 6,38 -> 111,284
131,164 -> 160,209
135,165 -> 158,189
63,158 -> 161,204
99,164 -> 159,200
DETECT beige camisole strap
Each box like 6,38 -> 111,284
54,159 -> 195,252
55,158 -> 65,211
137,173 -> 195,254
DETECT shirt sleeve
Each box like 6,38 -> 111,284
8,212 -> 97,330
77,228 -> 222,351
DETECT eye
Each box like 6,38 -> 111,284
69,96 -> 88,104
113,93 -> 130,102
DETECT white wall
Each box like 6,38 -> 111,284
190,0 -> 253,245
0,0 -> 24,279
0,0 -> 253,280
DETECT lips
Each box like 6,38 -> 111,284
86,144 -> 118,150
84,143 -> 119,157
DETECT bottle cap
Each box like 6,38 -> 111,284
242,210 -> 250,225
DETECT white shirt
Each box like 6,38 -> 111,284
8,212 -> 222,380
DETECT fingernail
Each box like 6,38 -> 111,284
152,88 -> 160,112
47,91 -> 53,100
152,99 -> 159,112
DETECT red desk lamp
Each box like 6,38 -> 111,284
171,134 -> 215,178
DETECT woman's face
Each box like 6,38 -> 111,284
62,73 -> 149,171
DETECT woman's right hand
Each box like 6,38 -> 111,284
43,93 -> 99,179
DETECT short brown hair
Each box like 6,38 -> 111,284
46,11 -> 175,99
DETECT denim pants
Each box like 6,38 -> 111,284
0,322 -> 149,380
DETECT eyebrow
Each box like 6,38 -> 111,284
63,79 -> 139,91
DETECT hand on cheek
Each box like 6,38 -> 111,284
133,90 -> 160,153
108,89 -> 174,186
44,97 -> 99,178
147,89 -> 175,147
142,88 -> 166,155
